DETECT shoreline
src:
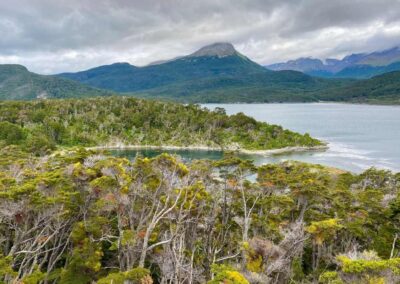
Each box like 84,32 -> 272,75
202,101 -> 400,107
86,144 -> 329,156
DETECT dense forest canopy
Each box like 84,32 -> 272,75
0,97 -> 321,155
0,148 -> 399,283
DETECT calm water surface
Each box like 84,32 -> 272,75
112,103 -> 400,173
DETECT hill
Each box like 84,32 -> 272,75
317,71 -> 400,104
58,43 -> 349,103
0,64 -> 112,100
266,46 -> 400,79
0,96 -> 322,155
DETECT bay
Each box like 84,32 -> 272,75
111,103 -> 400,173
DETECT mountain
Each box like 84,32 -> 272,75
0,64 -> 112,100
334,61 -> 400,78
318,71 -> 400,104
188,42 -> 238,57
59,43 -> 269,93
357,47 -> 400,66
58,42 -> 348,103
266,46 -> 400,78
266,58 -> 326,73
3,43 -> 398,104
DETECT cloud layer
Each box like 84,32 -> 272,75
1,0 -> 400,73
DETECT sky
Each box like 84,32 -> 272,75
1,0 -> 400,74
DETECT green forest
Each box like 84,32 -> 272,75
0,147 -> 399,283
0,97 -> 321,155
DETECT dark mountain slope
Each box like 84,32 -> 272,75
317,71 -> 400,104
0,64 -> 112,100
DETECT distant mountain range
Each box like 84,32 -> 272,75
266,47 -> 400,78
0,64 -> 111,100
1,42 -> 400,104
58,43 -> 269,93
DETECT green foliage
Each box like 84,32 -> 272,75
208,264 -> 249,284
125,267 -> 152,283
21,266 -> 45,284
60,237 -> 103,284
61,219 -> 106,283
291,257 -> 305,281
319,271 -> 343,284
337,255 -> 400,275
0,255 -> 16,280
331,251 -> 400,283
0,121 -> 26,145
306,218 -> 343,245
25,133 -> 56,155
97,268 -> 152,284
97,272 -> 126,284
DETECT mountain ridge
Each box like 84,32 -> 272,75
57,42 -> 348,102
266,46 -> 400,78
58,43 -> 269,93
1,42 -> 400,104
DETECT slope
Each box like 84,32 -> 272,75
0,64 -> 112,100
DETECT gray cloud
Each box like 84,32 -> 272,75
1,0 -> 400,73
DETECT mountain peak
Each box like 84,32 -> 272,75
189,42 -> 237,58
0,64 -> 29,72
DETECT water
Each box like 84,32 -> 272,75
111,103 -> 400,173
205,103 -> 400,173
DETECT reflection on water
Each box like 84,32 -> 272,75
111,149 -> 225,161
110,148 -> 330,169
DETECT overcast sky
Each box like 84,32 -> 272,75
1,0 -> 400,74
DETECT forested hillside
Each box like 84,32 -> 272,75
319,71 -> 400,104
0,97 -> 321,155
0,65 -> 112,100
0,148 -> 399,283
